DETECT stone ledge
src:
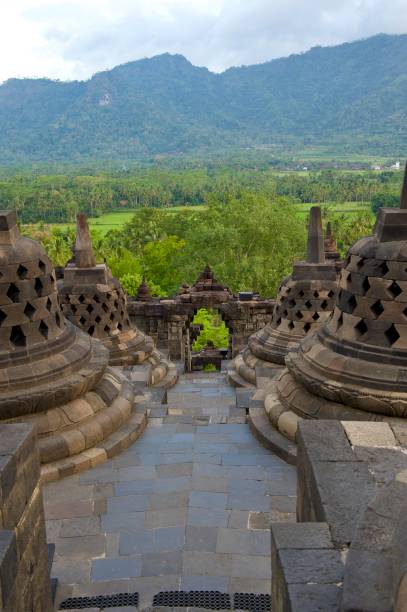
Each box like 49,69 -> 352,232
248,402 -> 297,466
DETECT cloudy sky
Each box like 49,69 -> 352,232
1,0 -> 406,83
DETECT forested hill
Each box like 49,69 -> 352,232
0,33 -> 406,164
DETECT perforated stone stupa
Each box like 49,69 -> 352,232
229,207 -> 338,387
0,210 -> 146,482
261,162 -> 407,446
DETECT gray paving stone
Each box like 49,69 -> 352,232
60,516 -> 101,538
101,511 -> 145,532
190,476 -> 229,493
216,528 -> 269,556
226,493 -> 270,512
46,370 -> 297,595
157,463 -> 193,478
185,525 -> 218,552
148,491 -> 189,510
189,491 -> 228,509
107,494 -> 149,513
187,507 -> 230,528
120,527 -> 185,555
91,557 -> 142,581
181,574 -> 229,592
114,480 -> 156,496
141,551 -> 183,576
145,508 -> 187,528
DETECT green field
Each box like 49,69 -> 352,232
28,201 -> 371,235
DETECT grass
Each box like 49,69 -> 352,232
26,201 -> 372,234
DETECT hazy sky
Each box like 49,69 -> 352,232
1,0 -> 406,83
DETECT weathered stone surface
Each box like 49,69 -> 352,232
0,424 -> 52,612
0,209 -> 140,479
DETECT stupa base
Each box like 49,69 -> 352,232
228,346 -> 284,388
40,407 -> 147,483
249,368 -> 407,462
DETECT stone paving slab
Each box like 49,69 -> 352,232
47,371 -> 297,608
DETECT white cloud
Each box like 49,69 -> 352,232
0,0 -> 406,82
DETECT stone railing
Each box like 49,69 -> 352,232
0,424 -> 52,611
271,419 -> 407,611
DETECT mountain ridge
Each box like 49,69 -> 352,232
0,33 -> 406,163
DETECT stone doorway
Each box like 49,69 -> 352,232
186,308 -> 230,372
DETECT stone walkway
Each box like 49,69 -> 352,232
44,371 -> 296,610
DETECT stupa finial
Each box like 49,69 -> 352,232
75,213 -> 96,268
307,206 -> 325,264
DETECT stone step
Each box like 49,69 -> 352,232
41,408 -> 148,483
249,402 -> 297,466
227,368 -> 255,388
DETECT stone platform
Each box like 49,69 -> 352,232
44,371 -> 296,611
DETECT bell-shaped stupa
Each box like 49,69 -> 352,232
230,207 -> 338,386
0,210 -> 144,481
60,215 -> 177,387
265,162 -> 407,444
59,214 -> 157,366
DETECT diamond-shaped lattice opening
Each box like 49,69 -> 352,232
110,313 -> 115,321
102,303 -> 109,313
24,302 -> 36,320
95,315 -> 102,324
106,292 -> 112,300
282,309 -> 288,317
347,294 -> 357,313
93,294 -> 100,303
288,320 -> 295,330
288,299 -> 296,308
38,260 -> 46,273
321,299 -> 328,310
379,261 -> 390,276
355,319 -> 368,336
328,289 -> 335,298
118,322 -> 123,331
275,317 -> 282,327
88,325 -> 95,336
17,264 -> 28,279
295,310 -> 303,320
312,312 -> 320,321
104,324 -> 110,333
362,277 -> 371,294
346,272 -> 352,284
86,304 -> 93,314
305,300 -> 312,309
385,324 -> 400,346
55,312 -> 61,327
0,309 -> 6,326
388,281 -> 402,298
78,294 -> 86,304
114,300 -> 119,309
303,322 -> 311,333
38,320 -> 48,339
337,313 -> 344,329
371,300 -> 384,318
10,325 -> 26,347
34,277 -> 43,297
7,283 -> 20,303
79,316 -> 86,325
298,290 -> 305,297
313,291 -> 319,298
71,304 -> 77,313
356,257 -> 365,270
46,298 -> 52,312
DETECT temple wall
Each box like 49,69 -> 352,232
0,424 -> 52,612
128,298 -> 274,361
271,420 -> 407,611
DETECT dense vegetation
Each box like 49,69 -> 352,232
0,34 -> 406,164
1,166 -> 402,224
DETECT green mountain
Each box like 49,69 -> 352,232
0,33 -> 406,163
